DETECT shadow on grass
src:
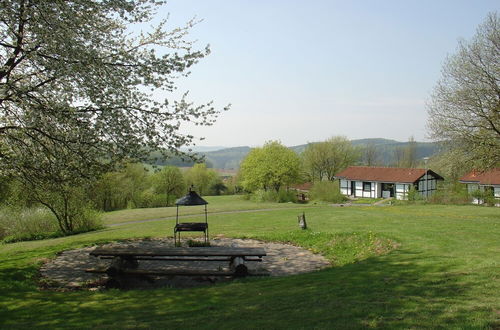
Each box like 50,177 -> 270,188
0,248 -> 494,329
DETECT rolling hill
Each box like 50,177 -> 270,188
155,138 -> 441,170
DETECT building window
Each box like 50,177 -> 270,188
363,182 -> 371,192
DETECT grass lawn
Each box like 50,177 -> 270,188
350,197 -> 385,204
102,194 -> 315,225
0,201 -> 499,328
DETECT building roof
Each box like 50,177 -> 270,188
459,168 -> 500,185
334,166 -> 443,184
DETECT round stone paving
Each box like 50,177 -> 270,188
39,237 -> 331,289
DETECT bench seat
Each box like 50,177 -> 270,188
174,222 -> 207,232
90,247 -> 266,258
86,267 -> 270,277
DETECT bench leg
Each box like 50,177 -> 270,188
230,256 -> 248,277
175,230 -> 182,247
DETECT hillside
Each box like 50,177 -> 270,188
203,146 -> 252,169
156,139 -> 441,169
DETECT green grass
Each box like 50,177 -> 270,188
350,197 -> 385,204
0,201 -> 499,328
103,194 -> 314,225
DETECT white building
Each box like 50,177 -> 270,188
459,168 -> 500,206
335,166 -> 444,200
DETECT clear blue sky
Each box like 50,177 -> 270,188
152,0 -> 499,147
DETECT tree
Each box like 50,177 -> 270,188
301,142 -> 327,182
239,141 -> 301,192
427,12 -> 500,169
0,1 -> 223,167
427,147 -> 472,182
302,136 -> 360,182
392,137 -> 418,168
403,136 -> 417,168
119,163 -> 150,208
92,171 -> 128,211
362,143 -> 380,166
152,166 -> 185,206
12,140 -> 97,233
184,163 -> 217,195
0,1 -> 226,231
209,180 -> 227,196
393,146 -> 406,168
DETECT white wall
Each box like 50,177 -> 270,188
340,179 -> 348,195
467,184 -> 481,204
395,184 -> 409,200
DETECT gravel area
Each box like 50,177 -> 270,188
39,237 -> 331,290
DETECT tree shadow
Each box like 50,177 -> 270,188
0,248 -> 495,328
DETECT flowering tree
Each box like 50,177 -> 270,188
0,0 -> 226,232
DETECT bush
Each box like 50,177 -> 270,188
250,189 -> 297,203
407,186 -> 423,202
0,207 -> 58,242
428,187 -> 469,205
309,181 -> 347,203
71,207 -> 104,233
241,193 -> 251,200
0,205 -> 103,243
419,182 -> 469,205
136,189 -> 170,208
469,188 -> 498,206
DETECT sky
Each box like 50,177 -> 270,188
148,0 -> 499,148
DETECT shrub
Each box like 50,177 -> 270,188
136,189 -> 170,208
277,189 -> 298,203
0,207 -> 58,242
407,186 -> 423,202
309,181 -> 347,203
71,207 -> 104,233
0,205 -> 103,243
428,185 -> 469,205
250,189 -> 297,203
469,188 -> 498,206
241,193 -> 251,200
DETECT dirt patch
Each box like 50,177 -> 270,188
39,237 -> 330,290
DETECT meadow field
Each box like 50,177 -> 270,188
0,197 -> 499,329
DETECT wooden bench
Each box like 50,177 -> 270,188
86,247 -> 268,278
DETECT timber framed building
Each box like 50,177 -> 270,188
459,168 -> 500,206
335,166 -> 444,200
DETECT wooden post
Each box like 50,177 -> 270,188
106,256 -> 138,276
230,256 -> 248,277
298,212 -> 307,229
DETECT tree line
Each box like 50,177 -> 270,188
0,163 -> 233,234
238,136 -> 423,195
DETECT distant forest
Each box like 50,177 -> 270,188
149,138 -> 441,170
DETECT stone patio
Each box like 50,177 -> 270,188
39,237 -> 331,290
